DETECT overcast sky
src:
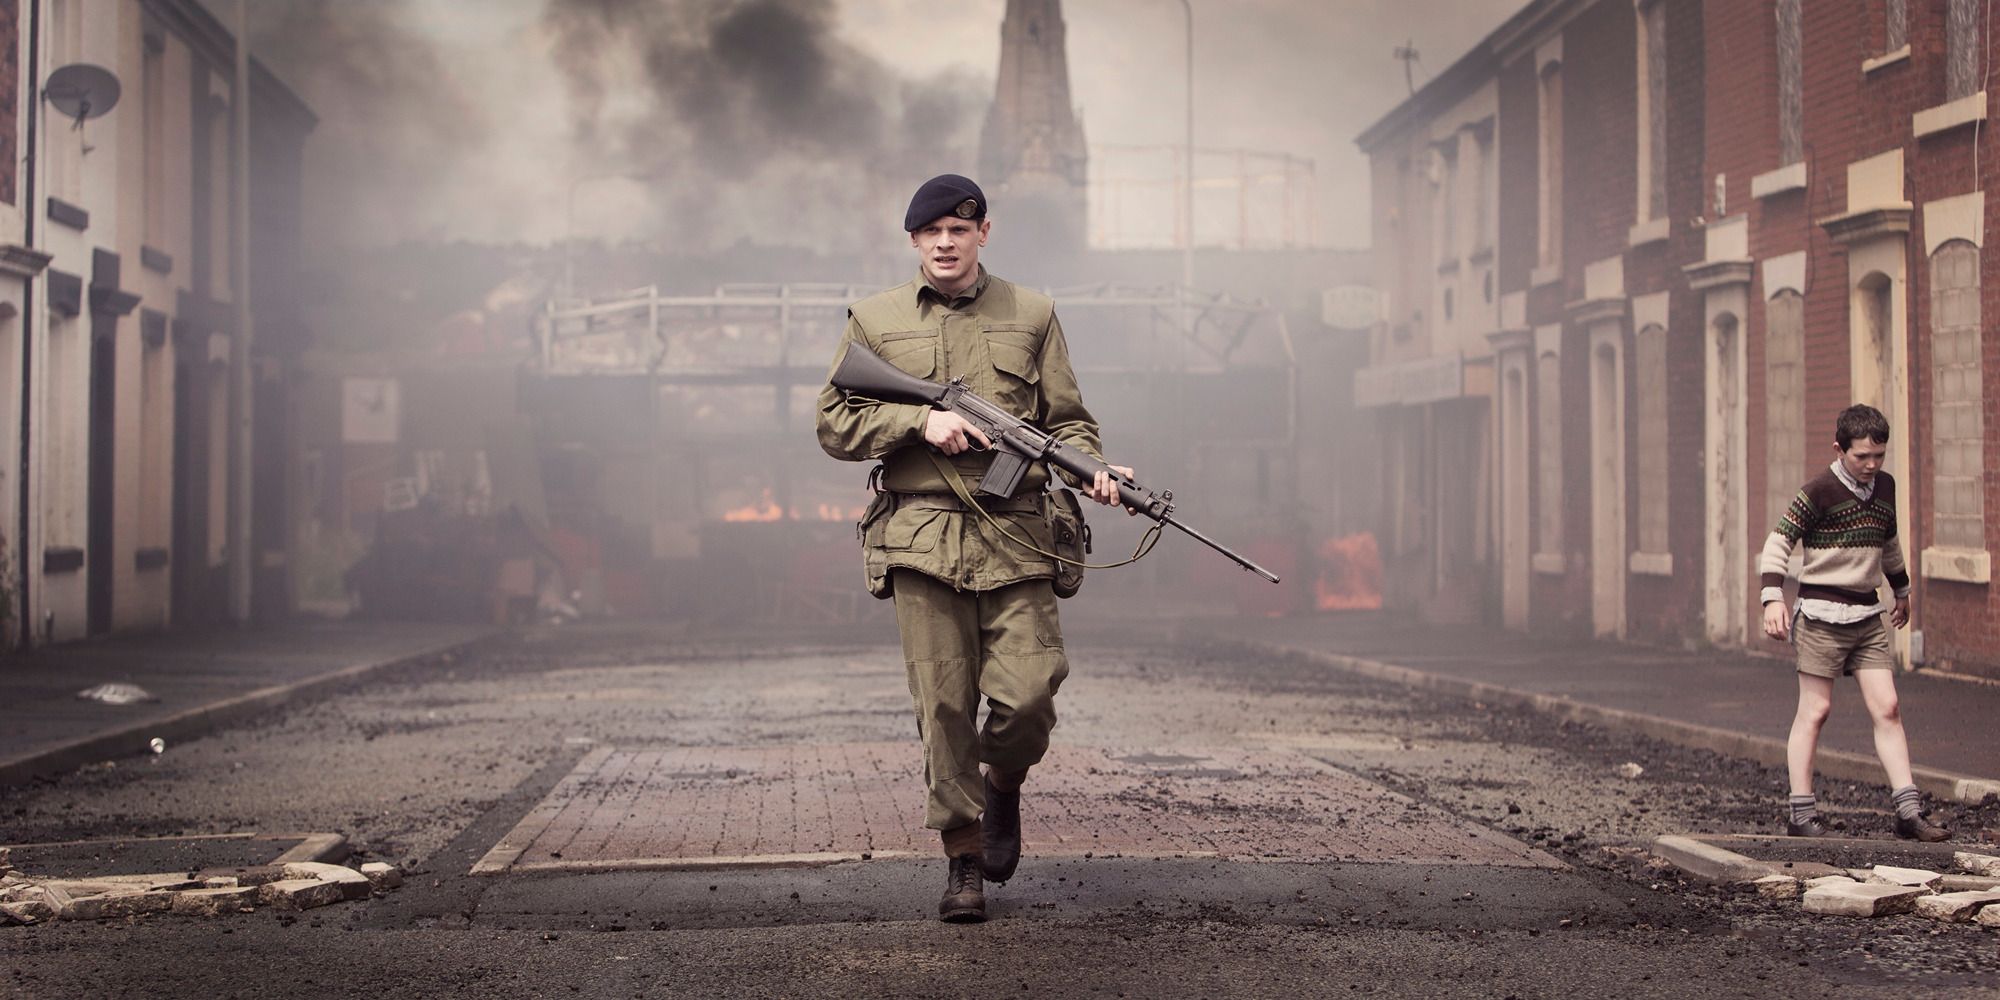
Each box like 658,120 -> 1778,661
223,0 -> 1525,254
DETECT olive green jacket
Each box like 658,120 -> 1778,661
816,268 -> 1105,591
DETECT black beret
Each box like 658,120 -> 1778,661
904,174 -> 986,232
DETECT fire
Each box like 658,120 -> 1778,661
719,490 -> 867,522
1315,532 -> 1383,611
722,489 -> 784,522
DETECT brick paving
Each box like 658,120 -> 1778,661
472,743 -> 1560,874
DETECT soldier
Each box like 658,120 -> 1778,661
816,174 -> 1130,922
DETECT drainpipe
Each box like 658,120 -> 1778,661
16,0 -> 41,648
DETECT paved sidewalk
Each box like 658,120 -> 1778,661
1192,612 -> 2000,803
0,621 -> 493,787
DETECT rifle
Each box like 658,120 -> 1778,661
830,341 -> 1281,584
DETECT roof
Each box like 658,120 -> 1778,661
1352,0 -> 1581,153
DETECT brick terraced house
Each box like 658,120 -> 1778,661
1355,0 -> 2000,679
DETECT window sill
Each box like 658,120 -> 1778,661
1921,546 -> 1990,584
1751,162 -> 1807,200
1437,258 -> 1461,276
1863,46 -> 1910,75
1628,551 -> 1674,577
1913,91 -> 1987,140
1530,263 -> 1562,289
1531,552 -> 1566,575
1627,217 -> 1669,248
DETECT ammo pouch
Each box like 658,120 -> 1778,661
857,467 -> 895,599
1046,485 -> 1091,599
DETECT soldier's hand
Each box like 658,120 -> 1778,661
1762,601 -> 1790,641
924,411 -> 991,455
1090,466 -> 1138,515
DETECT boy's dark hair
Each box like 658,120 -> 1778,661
1835,404 -> 1891,450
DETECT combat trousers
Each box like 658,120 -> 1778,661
890,568 -> 1070,831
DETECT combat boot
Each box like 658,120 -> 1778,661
939,854 -> 985,923
981,773 -> 1022,883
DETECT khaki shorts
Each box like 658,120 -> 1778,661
1793,613 -> 1894,678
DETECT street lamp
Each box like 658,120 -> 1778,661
1175,0 -> 1193,297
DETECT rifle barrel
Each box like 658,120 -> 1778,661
1163,514 -> 1282,583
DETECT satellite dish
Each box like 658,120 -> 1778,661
43,64 -> 121,126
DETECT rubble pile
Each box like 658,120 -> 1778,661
0,848 -> 401,925
1752,851 -> 2000,924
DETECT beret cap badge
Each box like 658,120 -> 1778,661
954,198 -> 978,219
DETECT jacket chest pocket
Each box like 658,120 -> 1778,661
982,324 -> 1042,416
877,329 -> 938,378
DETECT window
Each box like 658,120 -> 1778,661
209,99 -> 233,301
1637,0 -> 1668,222
1886,0 -> 1908,53
1765,291 -> 1806,528
1635,324 -> 1668,554
1472,124 -> 1494,254
1537,63 -> 1564,269
1776,0 -> 1802,166
1536,348 -> 1563,557
44,315 -> 84,550
142,28 -> 166,247
1947,0 -> 1982,100
139,337 -> 171,553
1930,241 -> 1984,551
1433,143 -> 1458,265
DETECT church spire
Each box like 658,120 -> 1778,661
979,0 -> 1089,256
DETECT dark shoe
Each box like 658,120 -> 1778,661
1894,814 -> 1949,842
938,854 -> 985,923
1785,817 -> 1827,837
981,775 -> 1022,883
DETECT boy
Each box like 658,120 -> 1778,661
1758,404 -> 1947,841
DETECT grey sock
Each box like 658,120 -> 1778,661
1891,784 -> 1922,821
1788,794 -> 1817,826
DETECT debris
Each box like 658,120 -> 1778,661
1615,762 -> 1645,779
76,683 -> 157,705
358,862 -> 403,892
1862,865 -> 1943,888
1801,882 -> 1926,917
1803,874 -> 1857,889
1912,890 -> 2000,922
149,737 -> 166,754
258,879 -> 345,911
169,886 -> 259,917
1751,874 -> 1799,899
1954,851 -> 2000,878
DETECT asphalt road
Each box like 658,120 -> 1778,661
2,619 -> 1995,998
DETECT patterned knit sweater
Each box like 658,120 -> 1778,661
1758,468 -> 1910,605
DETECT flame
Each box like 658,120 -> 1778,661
719,491 -> 866,522
1315,532 -> 1383,611
722,489 -> 784,522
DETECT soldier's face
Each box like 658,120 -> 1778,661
911,216 -> 990,292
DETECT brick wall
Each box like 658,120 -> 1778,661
0,0 -> 17,205
1902,0 -> 2000,675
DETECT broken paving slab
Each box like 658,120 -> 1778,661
1861,865 -> 1944,888
1912,890 -> 2000,922
0,831 -> 346,879
1802,882 -> 1927,917
1955,851 -> 2000,877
